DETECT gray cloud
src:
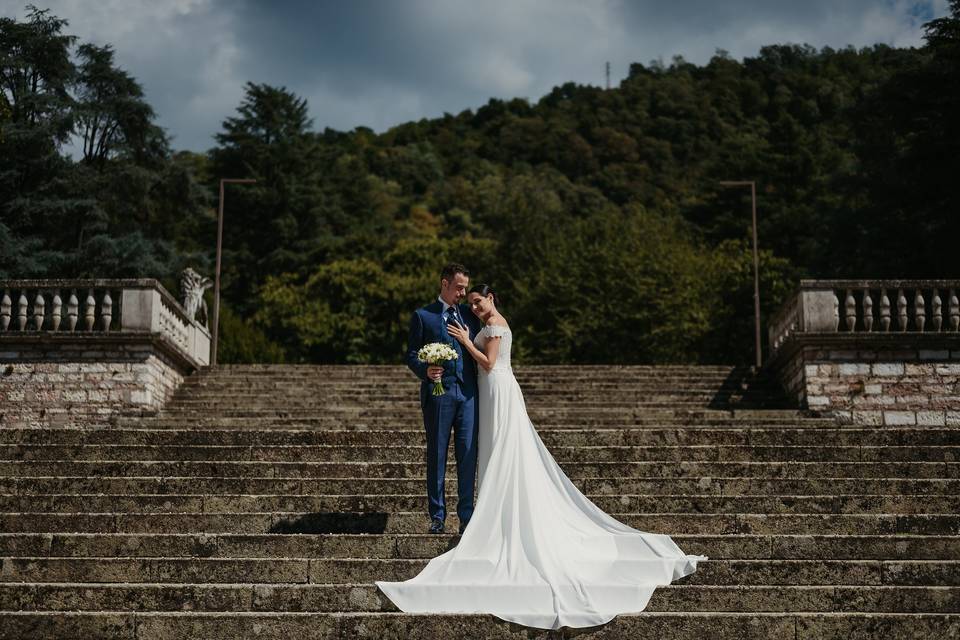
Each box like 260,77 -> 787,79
1,0 -> 949,151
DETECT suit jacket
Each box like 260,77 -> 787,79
406,300 -> 481,405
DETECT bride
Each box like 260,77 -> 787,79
376,284 -> 706,630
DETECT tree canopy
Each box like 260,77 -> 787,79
3,4 -> 958,365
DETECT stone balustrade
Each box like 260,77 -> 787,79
766,279 -> 960,425
1,279 -> 210,428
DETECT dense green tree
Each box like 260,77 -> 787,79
4,5 -> 959,365
0,6 -> 208,279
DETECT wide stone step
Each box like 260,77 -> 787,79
169,387 -> 757,400
5,427 -> 956,447
2,557 -> 956,586
176,383 -> 749,392
185,368 -> 741,380
1,611 -> 956,640
162,398 -> 735,411
116,416 -> 840,429
140,411 -> 804,427
3,582 -> 958,614
1,493 -> 954,516
2,533 -> 958,561
3,512 -> 957,535
173,381 -> 754,392
5,443 -> 958,463
177,379 -> 749,392
182,378 -> 781,387
7,475 -> 958,497
2,460 -> 955,479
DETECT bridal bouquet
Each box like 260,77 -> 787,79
418,342 -> 459,396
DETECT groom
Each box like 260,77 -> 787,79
405,263 -> 481,534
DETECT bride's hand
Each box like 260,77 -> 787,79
447,323 -> 470,345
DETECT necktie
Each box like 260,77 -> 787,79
445,306 -> 464,381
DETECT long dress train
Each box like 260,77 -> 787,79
376,325 -> 706,629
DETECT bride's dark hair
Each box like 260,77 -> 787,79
470,283 -> 498,306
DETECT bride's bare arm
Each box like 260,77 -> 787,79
448,325 -> 500,372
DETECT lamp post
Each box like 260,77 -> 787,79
719,180 -> 762,371
211,178 -> 257,366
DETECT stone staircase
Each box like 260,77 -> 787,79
1,364 -> 958,639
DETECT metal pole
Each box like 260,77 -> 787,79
750,181 -> 761,371
719,180 -> 762,370
211,178 -> 256,366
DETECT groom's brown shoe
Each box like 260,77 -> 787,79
429,519 -> 445,534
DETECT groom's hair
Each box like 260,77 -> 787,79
440,263 -> 469,282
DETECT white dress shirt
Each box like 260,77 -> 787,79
438,296 -> 464,327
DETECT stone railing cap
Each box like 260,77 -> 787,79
799,279 -> 960,289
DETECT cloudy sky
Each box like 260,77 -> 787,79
2,0 -> 949,152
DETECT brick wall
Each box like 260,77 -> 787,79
772,339 -> 960,425
1,334 -> 192,428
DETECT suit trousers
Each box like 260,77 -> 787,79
422,380 -> 478,524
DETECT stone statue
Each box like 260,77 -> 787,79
180,268 -> 213,327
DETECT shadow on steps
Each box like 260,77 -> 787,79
707,366 -> 794,410
270,512 -> 389,534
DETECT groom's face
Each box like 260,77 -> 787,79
440,273 -> 469,305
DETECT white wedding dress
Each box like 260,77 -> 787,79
376,324 -> 706,629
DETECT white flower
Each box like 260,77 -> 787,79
418,342 -> 459,365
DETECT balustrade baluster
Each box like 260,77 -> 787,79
84,290 -> 96,331
0,291 -> 10,331
67,291 -> 79,331
951,289 -> 960,332
880,288 -> 891,332
101,291 -> 112,331
915,290 -> 926,332
17,293 -> 27,331
845,289 -> 856,331
32,292 -> 45,330
932,288 -> 943,332
51,290 -> 62,331
897,289 -> 908,332
862,289 -> 874,332
832,292 -> 839,331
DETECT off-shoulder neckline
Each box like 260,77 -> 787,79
483,324 -> 511,332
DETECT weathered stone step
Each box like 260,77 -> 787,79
5,443 -> 957,463
178,379 -> 749,391
3,460 -> 955,479
2,533 -> 958,561
170,387 -> 757,400
3,582 -> 957,614
181,376 -> 748,386
175,379 -> 755,390
208,363 -> 739,370
3,511 -> 957,535
2,557 -> 956,586
4,427 -> 954,447
2,493 -> 954,516
163,398 -> 734,410
187,369 -> 768,378
117,416 -> 839,429
185,367 -> 741,380
1,610 -> 956,640
8,475 -> 957,497
171,383 -> 756,394
142,410 -> 800,427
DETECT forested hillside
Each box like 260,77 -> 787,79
2,4 -> 958,364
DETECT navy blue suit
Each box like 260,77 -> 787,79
405,300 -> 481,525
